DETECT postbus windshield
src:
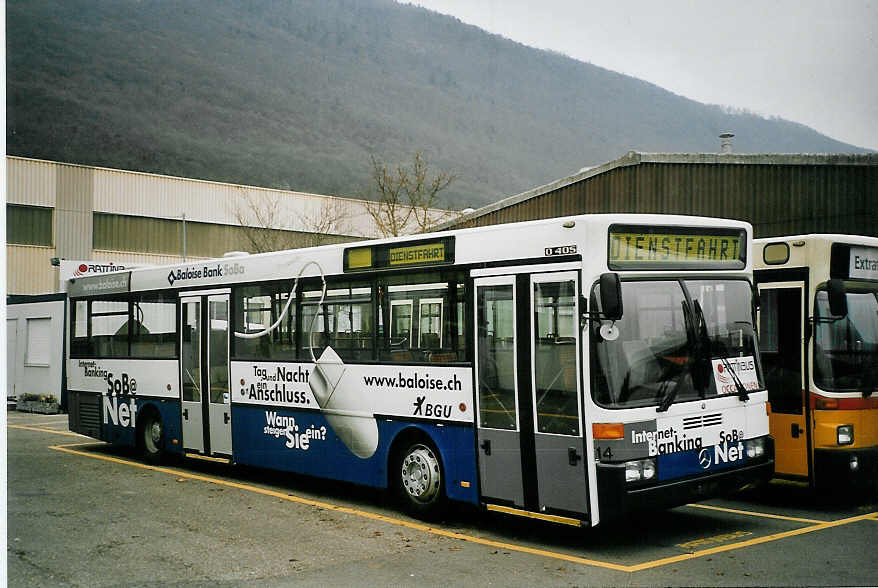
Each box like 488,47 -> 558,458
813,284 -> 878,393
590,279 -> 762,409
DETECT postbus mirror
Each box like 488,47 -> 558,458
827,279 -> 848,317
599,273 -> 623,321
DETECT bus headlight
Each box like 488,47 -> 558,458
625,458 -> 657,483
837,425 -> 854,446
746,437 -> 766,459
642,459 -> 656,480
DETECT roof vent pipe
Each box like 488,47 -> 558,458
719,132 -> 735,153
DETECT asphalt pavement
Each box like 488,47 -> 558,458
6,411 -> 878,587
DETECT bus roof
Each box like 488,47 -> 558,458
67,213 -> 752,297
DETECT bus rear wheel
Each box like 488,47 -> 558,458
396,441 -> 446,519
141,411 -> 164,463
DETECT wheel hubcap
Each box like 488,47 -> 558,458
401,445 -> 440,503
146,419 -> 162,452
150,421 -> 162,445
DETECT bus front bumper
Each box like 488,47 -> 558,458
814,445 -> 878,491
596,457 -> 774,522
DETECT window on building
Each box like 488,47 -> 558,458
6,204 -> 53,246
26,317 -> 52,366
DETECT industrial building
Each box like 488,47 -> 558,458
442,151 -> 878,236
5,156 -> 454,404
5,156 -> 387,295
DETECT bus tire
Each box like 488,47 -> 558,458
395,439 -> 446,519
140,410 -> 164,464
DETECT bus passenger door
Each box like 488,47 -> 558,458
474,277 -> 524,506
474,270 -> 589,518
179,292 -> 233,457
206,295 -> 232,456
530,272 -> 588,515
758,282 -> 809,478
180,298 -> 204,453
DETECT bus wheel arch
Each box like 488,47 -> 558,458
137,403 -> 164,463
388,428 -> 447,519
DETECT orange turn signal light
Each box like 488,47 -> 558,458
815,396 -> 839,410
592,423 -> 624,439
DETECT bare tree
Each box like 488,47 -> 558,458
407,151 -> 457,232
364,151 -> 457,237
232,189 -> 295,253
231,188 -> 352,253
301,198 -> 353,247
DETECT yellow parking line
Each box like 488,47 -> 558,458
685,502 -> 826,524
626,511 -> 878,572
47,441 -> 878,574
8,424 -> 89,439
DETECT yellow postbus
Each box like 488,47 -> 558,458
754,235 -> 878,491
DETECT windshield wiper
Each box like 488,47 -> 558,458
654,301 -> 697,412
682,300 -> 711,399
656,377 -> 676,413
719,354 -> 750,402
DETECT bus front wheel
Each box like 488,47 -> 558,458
141,411 -> 164,463
396,441 -> 446,519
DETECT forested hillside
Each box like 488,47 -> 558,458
6,0 -> 867,207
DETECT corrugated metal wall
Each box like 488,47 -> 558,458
453,161 -> 878,238
6,246 -> 58,294
6,157 -> 56,207
54,163 -> 94,259
91,162 -> 381,236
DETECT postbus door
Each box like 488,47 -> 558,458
180,292 -> 233,457
758,281 -> 809,478
474,271 -> 588,518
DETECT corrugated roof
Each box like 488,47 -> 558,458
439,151 -> 878,229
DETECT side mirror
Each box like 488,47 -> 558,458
827,279 -> 848,317
599,273 -> 623,321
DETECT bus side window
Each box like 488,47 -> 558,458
130,294 -> 177,358
71,300 -> 90,357
379,272 -> 467,363
233,282 -> 296,361
300,282 -> 373,362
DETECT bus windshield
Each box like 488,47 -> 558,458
813,285 -> 878,393
590,279 -> 762,409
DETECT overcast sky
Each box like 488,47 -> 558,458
412,0 -> 878,151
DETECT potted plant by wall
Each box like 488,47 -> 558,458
16,394 -> 60,414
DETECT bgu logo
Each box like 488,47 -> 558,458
412,396 -> 453,418
103,396 -> 137,428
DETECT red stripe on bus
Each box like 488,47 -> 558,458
810,393 -> 878,410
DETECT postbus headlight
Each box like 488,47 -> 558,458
625,459 -> 657,483
837,425 -> 854,446
746,437 -> 766,459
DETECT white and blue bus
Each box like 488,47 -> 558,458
66,214 -> 773,526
